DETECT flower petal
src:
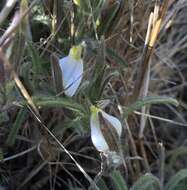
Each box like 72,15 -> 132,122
90,111 -> 109,152
101,111 -> 122,137
59,56 -> 83,97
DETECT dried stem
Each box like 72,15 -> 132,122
131,0 -> 170,103
0,0 -> 18,26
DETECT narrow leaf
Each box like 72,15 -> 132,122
6,107 -> 27,146
165,169 -> 187,190
131,173 -> 161,190
106,48 -> 128,67
31,96 -> 86,115
123,96 -> 179,118
0,148 -> 3,161
0,56 -> 5,84
97,178 -> 108,190
27,42 -> 43,75
111,170 -> 128,190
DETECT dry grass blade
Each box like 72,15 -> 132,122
50,53 -> 63,93
127,0 -> 171,175
18,160 -> 48,189
132,0 -> 170,102
159,143 -> 165,190
124,119 -> 141,177
0,0 -> 38,46
138,0 -> 170,135
30,110 -> 100,190
153,0 -> 160,26
129,0 -> 134,43
0,0 -> 18,26
139,11 -> 153,139
0,146 -> 37,162
0,0 -> 186,189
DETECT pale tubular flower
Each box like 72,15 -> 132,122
73,0 -> 81,6
59,45 -> 83,97
90,105 -> 122,153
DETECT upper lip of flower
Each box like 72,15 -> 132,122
58,45 -> 83,97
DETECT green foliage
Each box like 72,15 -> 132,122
6,107 -> 27,146
131,173 -> 161,190
111,170 -> 128,190
106,48 -> 128,67
0,0 -> 186,190
0,112 -> 9,125
165,169 -> 187,190
97,178 -> 109,190
32,96 -> 86,115
167,147 -> 187,168
0,148 -> 3,161
123,96 -> 179,118
87,40 -> 106,102
27,42 -> 44,75
97,0 -> 123,36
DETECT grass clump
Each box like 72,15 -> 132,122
0,0 -> 187,189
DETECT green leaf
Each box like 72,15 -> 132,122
168,147 -> 187,168
111,170 -> 128,190
32,96 -> 86,115
123,96 -> 179,118
27,42 -> 44,75
165,169 -> 187,190
106,48 -> 128,67
97,178 -> 108,190
131,173 -> 161,190
0,148 -> 3,161
0,112 -> 9,124
88,39 -> 106,102
6,107 -> 27,146
98,1 -> 122,36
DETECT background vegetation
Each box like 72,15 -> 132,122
0,0 -> 187,189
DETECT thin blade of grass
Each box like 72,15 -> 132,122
131,173 -> 161,190
6,107 -> 27,146
0,0 -> 18,26
31,96 -> 86,115
110,170 -> 128,190
165,169 -> 187,190
106,48 -> 128,67
123,96 -> 179,118
18,161 -> 48,189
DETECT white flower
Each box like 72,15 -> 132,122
73,0 -> 81,6
90,106 -> 122,153
59,45 -> 83,97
